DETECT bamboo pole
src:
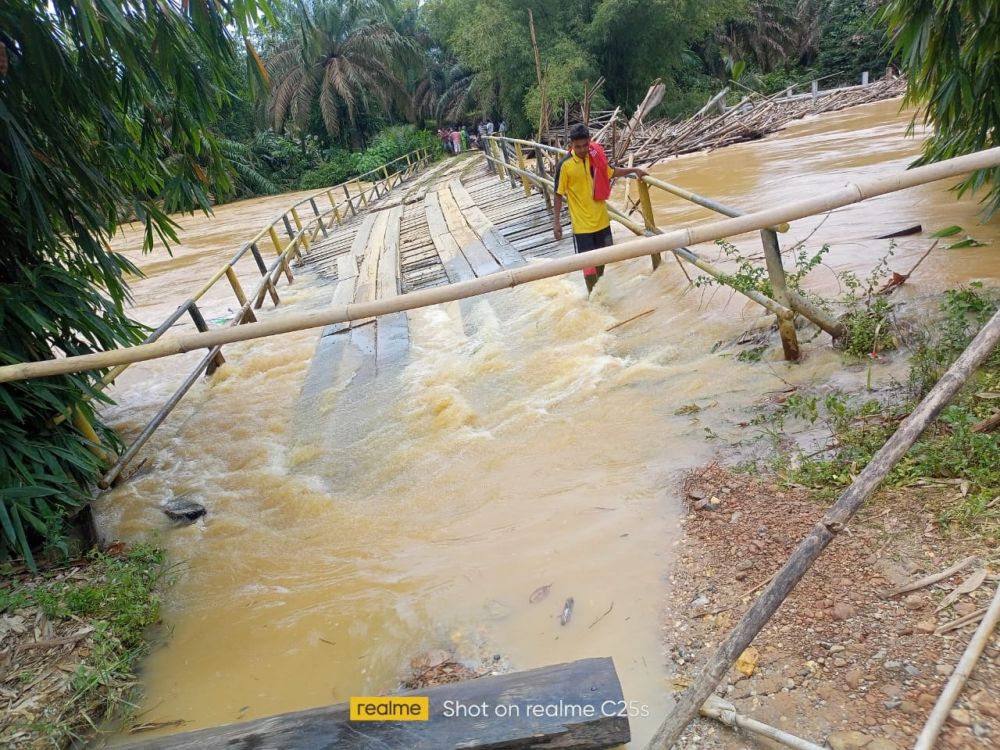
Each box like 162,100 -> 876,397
290,207 -> 309,252
186,302 -> 226,374
760,229 -> 800,361
700,696 -> 825,750
642,175 -> 789,233
72,407 -> 110,463
309,198 -> 328,238
225,267 -> 256,324
636,180 -> 661,270
913,582 -> 1000,750
646,308 -> 1000,750
3,147 -> 999,383
355,180 -> 368,208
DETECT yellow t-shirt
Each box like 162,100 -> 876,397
554,152 -> 614,234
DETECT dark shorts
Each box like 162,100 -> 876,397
573,226 -> 613,254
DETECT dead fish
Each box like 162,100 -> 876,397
529,583 -> 552,604
559,597 -> 574,626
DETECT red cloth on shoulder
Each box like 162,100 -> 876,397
588,143 -> 612,201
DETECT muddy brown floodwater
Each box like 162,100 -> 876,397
95,98 -> 998,747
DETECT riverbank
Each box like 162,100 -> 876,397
666,287 -> 1000,749
0,545 -> 167,748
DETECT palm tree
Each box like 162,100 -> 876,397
265,0 -> 417,140
719,0 -> 798,73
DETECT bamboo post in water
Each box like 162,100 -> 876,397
290,208 -> 309,253
343,185 -> 356,216
3,146 -> 999,384
225,267 -> 256,324
281,213 -> 295,240
186,302 -> 226,374
760,229 -> 800,361
72,407 -> 110,464
309,198 -> 328,238
326,191 -> 343,225
355,179 -> 369,208
645,309 -> 1000,750
250,243 -> 280,307
636,180 -> 662,270
268,228 -> 294,282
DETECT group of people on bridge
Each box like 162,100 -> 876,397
437,120 -> 507,155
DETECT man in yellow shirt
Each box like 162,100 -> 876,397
553,124 -> 647,293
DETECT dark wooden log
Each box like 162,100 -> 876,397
875,224 -> 922,239
119,658 -> 629,750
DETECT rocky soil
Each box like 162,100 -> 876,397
664,463 -> 999,750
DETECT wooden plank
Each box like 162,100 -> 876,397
435,186 -> 501,277
375,205 -> 408,369
354,209 -> 390,306
377,205 -> 404,300
119,658 -> 629,750
424,191 -> 475,283
448,179 -> 525,268
350,212 -> 380,270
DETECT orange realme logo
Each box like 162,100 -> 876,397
350,696 -> 429,721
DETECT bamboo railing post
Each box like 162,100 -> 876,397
225,267 -> 256,323
281,214 -> 295,240
515,143 -> 532,197
326,191 -> 343,225
290,208 -> 309,253
309,198 -> 328,238
636,180 -> 662,270
250,243 -> 280,307
645,310 -> 1000,750
343,185 -> 357,216
187,302 -> 226,374
268,227 -> 294,281
535,149 -> 553,213
500,140 -> 518,188
355,180 -> 369,208
490,139 -> 505,179
760,229 -> 800,361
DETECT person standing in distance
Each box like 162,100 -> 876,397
553,124 -> 647,293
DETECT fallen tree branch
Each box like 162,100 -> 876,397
877,556 -> 977,599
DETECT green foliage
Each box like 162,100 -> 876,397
908,283 -> 999,397
299,152 -> 358,191
814,0 -> 889,84
0,0 -> 274,566
1,544 -> 167,744
881,0 -> 1000,217
747,287 -> 1000,541
836,250 -> 896,358
353,125 -> 441,175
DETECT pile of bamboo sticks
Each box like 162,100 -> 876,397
623,75 -> 907,164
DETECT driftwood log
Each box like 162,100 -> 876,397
119,658 -> 630,750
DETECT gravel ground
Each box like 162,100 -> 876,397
663,463 -> 999,750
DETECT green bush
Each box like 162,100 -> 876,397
299,151 -> 356,190
353,126 -> 441,177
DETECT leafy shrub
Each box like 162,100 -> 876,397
299,150 -> 356,190
353,126 -> 441,176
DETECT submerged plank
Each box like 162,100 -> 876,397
424,191 -> 475,283
449,178 -> 525,268
120,657 -> 629,750
436,186 -> 502,277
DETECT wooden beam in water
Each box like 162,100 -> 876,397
435,186 -> 502,277
119,658 -> 629,750
448,179 -> 525,268
424,191 -> 475,283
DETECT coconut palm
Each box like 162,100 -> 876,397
719,0 -> 798,73
265,0 -> 418,140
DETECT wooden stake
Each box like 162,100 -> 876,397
225,267 -> 256,324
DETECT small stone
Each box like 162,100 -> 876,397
936,663 -> 954,677
917,693 -> 936,708
688,488 -> 707,501
829,644 -> 846,654
915,620 -> 937,634
885,660 -> 902,669
694,496 -> 720,511
899,700 -> 920,715
845,669 -> 865,689
972,692 -> 1000,718
826,730 -> 874,750
162,497 -> 206,523
832,602 -> 856,621
904,593 -> 925,610
736,560 -> 753,572
904,665 -> 920,677
884,698 -> 902,710
948,708 -> 971,726
834,658 -> 848,668
815,684 -> 834,699
972,723 -> 989,738
954,601 -> 976,616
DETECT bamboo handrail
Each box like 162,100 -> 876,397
4,145 -> 998,383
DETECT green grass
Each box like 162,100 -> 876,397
742,284 -> 1000,541
0,544 -> 167,747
